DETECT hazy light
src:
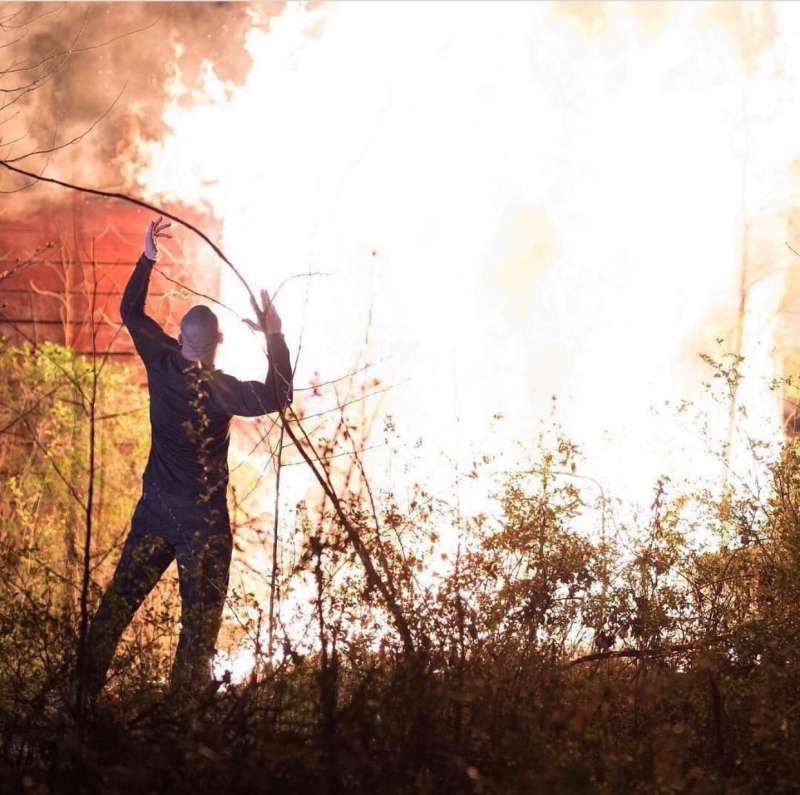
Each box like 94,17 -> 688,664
134,0 -> 799,566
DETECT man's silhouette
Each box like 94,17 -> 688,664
86,217 -> 292,700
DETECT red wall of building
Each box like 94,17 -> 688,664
0,193 -> 222,357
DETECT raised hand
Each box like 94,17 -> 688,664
144,216 -> 172,260
244,289 -> 282,335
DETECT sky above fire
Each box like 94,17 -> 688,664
7,1 -> 800,530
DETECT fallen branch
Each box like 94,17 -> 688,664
566,639 -> 725,667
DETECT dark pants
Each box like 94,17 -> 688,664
86,489 -> 232,699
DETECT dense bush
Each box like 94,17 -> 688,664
0,340 -> 798,793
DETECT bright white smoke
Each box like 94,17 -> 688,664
136,1 -> 800,534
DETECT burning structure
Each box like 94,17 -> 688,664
1,0 -> 800,513
0,195 -> 221,357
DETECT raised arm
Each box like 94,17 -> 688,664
209,332 -> 294,417
120,218 -> 176,364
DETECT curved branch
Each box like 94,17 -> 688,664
0,160 -> 416,656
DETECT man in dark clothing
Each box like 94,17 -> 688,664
86,217 -> 292,700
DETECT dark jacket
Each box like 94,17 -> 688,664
120,253 -> 293,504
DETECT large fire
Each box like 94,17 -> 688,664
124,1 -> 799,677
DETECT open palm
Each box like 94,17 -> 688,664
244,289 -> 282,335
145,216 -> 172,259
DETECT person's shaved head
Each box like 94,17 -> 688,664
179,305 -> 221,365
